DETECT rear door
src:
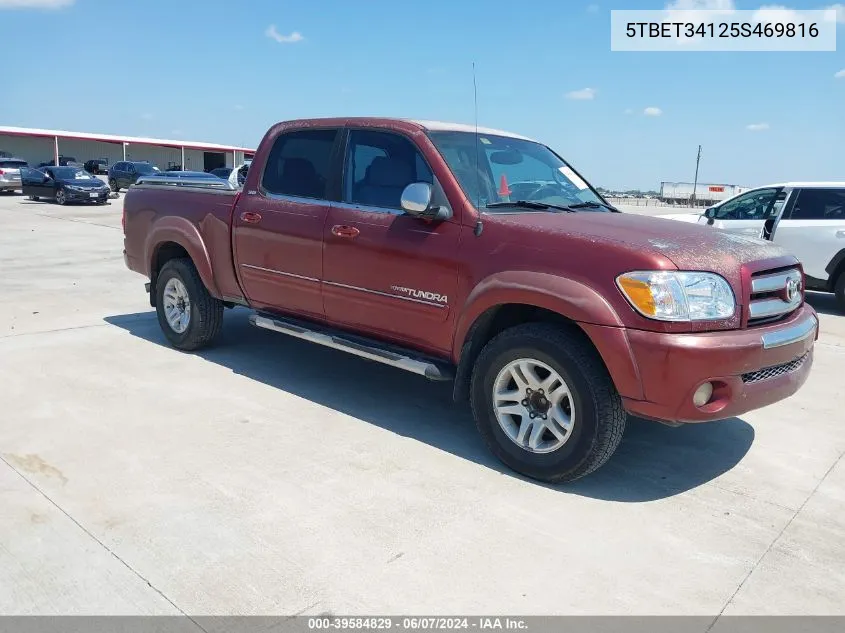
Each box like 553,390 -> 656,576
232,127 -> 340,319
707,187 -> 782,235
772,188 -> 845,282
321,128 -> 460,355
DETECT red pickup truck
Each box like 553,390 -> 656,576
123,117 -> 818,482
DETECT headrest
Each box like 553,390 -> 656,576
367,157 -> 412,188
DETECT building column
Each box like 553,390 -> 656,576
54,136 -> 59,165
123,143 -> 127,161
181,146 -> 185,171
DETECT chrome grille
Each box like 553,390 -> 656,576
742,353 -> 808,384
748,268 -> 803,326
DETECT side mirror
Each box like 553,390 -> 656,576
703,207 -> 716,218
400,182 -> 451,221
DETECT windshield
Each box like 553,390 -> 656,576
428,131 -> 606,212
135,163 -> 157,174
52,167 -> 95,180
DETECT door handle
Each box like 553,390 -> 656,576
331,225 -> 360,239
240,211 -> 262,224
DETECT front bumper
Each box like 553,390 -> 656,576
621,304 -> 817,423
64,188 -> 109,202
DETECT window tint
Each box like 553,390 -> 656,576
0,160 -> 27,168
715,188 -> 780,220
262,129 -> 338,199
790,189 -> 845,220
343,129 -> 433,209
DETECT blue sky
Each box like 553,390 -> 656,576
0,0 -> 843,189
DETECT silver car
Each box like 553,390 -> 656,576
0,158 -> 27,192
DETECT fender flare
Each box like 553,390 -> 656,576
452,271 -> 624,360
825,248 -> 845,281
144,216 -> 219,297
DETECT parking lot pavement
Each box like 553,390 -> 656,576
1,192 -> 843,617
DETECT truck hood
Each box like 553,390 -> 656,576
488,211 -> 792,278
657,212 -> 703,223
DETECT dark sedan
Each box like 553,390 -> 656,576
21,166 -> 111,205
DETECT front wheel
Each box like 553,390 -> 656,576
155,258 -> 223,351
471,323 -> 626,483
109,179 -> 119,193
55,188 -> 67,205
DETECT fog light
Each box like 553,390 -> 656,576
693,382 -> 714,407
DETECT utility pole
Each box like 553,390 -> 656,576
691,144 -> 702,207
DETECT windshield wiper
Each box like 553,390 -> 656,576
567,200 -> 619,212
485,200 -> 575,213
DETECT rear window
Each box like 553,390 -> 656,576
0,160 -> 27,168
261,128 -> 338,199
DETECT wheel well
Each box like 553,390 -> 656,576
149,242 -> 190,306
452,303 -> 593,402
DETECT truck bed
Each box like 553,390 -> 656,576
122,185 -> 245,304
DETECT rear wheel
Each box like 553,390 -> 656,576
109,179 -> 119,193
55,188 -> 66,205
834,272 -> 845,313
28,195 -> 39,201
470,323 -> 626,483
155,258 -> 223,351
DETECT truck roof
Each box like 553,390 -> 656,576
276,117 -> 534,142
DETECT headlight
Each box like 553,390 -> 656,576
616,271 -> 735,321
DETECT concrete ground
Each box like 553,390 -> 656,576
0,191 -> 843,618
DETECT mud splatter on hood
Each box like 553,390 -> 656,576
487,211 -> 798,293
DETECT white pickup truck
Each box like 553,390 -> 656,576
663,182 -> 845,311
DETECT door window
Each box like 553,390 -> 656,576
261,128 -> 338,199
789,189 -> 845,220
343,129 -> 434,210
715,188 -> 780,220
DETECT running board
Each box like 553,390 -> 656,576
249,314 -> 454,381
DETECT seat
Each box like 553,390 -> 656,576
354,156 -> 413,208
276,158 -> 322,198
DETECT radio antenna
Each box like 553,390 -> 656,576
472,62 -> 484,237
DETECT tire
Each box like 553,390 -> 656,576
834,272 -> 845,313
155,258 -> 223,351
28,195 -> 39,201
110,179 -> 119,193
55,188 -> 66,205
470,322 -> 626,483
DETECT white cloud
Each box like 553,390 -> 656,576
835,68 -> 845,77
824,3 -> 845,22
233,104 -> 245,111
746,122 -> 770,131
0,0 -> 73,7
566,87 -> 597,100
665,0 -> 736,23
644,106 -> 663,116
752,4 -> 801,23
265,25 -> 304,44
586,3 -> 599,12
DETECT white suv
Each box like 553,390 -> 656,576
664,182 -> 845,310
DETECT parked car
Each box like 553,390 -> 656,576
210,167 -> 232,180
228,159 -> 250,188
136,170 -> 233,188
21,166 -> 110,205
0,157 -> 28,193
108,161 -> 159,192
122,117 -> 817,483
38,155 -> 78,167
84,158 -> 109,175
663,182 -> 845,311
165,164 -> 183,172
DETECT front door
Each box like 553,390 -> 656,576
322,128 -> 460,356
773,188 -> 845,281
232,127 -> 340,319
707,187 -> 783,235
20,168 -> 49,198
